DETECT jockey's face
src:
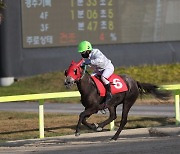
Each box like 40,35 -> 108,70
81,50 -> 91,58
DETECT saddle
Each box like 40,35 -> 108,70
91,74 -> 128,97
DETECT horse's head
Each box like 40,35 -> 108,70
64,59 -> 84,88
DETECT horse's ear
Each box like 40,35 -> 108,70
64,69 -> 67,76
77,59 -> 84,67
71,60 -> 75,64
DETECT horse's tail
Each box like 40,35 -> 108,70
137,81 -> 171,100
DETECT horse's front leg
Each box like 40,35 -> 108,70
75,111 -> 83,136
75,108 -> 97,136
96,106 -> 117,131
82,116 -> 99,130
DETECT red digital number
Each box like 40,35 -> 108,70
99,33 -> 105,41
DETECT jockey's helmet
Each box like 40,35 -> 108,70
78,41 -> 92,53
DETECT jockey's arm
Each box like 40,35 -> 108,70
91,58 -> 103,66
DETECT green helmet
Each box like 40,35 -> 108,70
78,41 -> 92,53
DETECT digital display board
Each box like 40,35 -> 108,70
21,0 -> 180,48
21,0 -> 120,48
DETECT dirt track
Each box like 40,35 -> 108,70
0,127 -> 179,154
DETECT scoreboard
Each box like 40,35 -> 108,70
21,0 -> 180,48
21,0 -> 120,48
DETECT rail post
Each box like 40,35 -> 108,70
174,91 -> 180,125
39,99 -> 44,139
110,120 -> 115,131
160,84 -> 180,125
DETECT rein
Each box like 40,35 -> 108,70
80,65 -> 87,80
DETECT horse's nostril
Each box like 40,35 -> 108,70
64,80 -> 71,86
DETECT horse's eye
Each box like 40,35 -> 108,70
74,69 -> 77,75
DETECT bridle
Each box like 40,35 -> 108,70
64,59 -> 86,87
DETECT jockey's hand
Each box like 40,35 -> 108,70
83,59 -> 91,65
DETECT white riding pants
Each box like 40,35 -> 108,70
92,63 -> 114,85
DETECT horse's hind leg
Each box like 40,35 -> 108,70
111,101 -> 134,140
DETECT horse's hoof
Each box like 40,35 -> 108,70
75,132 -> 80,137
110,136 -> 117,141
93,123 -> 99,128
96,127 -> 103,132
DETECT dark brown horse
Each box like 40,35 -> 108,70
64,59 -> 171,140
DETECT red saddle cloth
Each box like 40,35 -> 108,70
91,74 -> 128,97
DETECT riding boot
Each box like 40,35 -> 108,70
104,83 -> 112,106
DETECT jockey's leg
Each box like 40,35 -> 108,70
101,65 -> 114,106
104,82 -> 112,102
102,76 -> 112,104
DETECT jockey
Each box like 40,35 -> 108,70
77,40 -> 114,106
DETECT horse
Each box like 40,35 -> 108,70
64,59 -> 171,140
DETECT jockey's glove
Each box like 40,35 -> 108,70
83,59 -> 91,65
